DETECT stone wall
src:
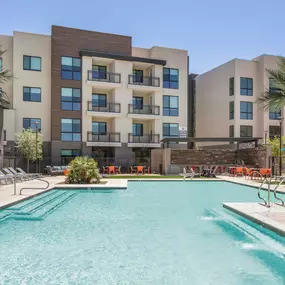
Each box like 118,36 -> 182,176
171,149 -> 237,165
237,147 -> 267,167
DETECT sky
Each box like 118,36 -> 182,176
0,0 -> 284,74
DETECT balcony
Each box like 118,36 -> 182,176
87,70 -> 121,89
87,101 -> 121,117
128,133 -> 161,148
86,132 -> 121,147
128,104 -> 160,119
128,75 -> 160,92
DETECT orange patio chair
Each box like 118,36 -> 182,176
108,166 -> 115,175
235,167 -> 244,176
260,168 -> 271,178
137,166 -> 144,174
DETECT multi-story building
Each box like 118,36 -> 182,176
0,26 -> 188,168
196,54 -> 282,146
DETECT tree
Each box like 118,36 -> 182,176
16,129 -> 43,172
66,156 -> 101,184
257,56 -> 285,109
266,136 -> 285,157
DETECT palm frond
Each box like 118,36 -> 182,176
256,56 -> 285,110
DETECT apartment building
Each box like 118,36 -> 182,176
0,26 -> 188,167
196,55 -> 282,146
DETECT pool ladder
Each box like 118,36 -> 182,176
258,176 -> 285,207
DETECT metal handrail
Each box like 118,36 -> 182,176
257,177 -> 270,207
128,75 -> 160,87
87,70 -> 121,83
128,104 -> 160,115
87,101 -> 121,113
19,178 -> 50,195
272,176 -> 285,206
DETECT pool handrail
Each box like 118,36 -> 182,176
272,176 -> 285,206
19,178 -> 50,195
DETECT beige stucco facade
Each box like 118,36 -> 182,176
0,27 -> 188,167
196,55 -> 282,146
82,46 -> 188,147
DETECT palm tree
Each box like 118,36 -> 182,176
256,56 -> 285,110
0,46 -> 12,91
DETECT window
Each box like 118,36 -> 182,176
240,102 -> 253,120
229,102 -> 234,120
269,126 -> 281,139
133,97 -> 143,109
61,149 -> 81,165
229,125 -> 234,137
229,77 -> 234,96
163,123 -> 179,138
92,65 -> 107,79
92,122 -> 107,134
61,119 -> 81,141
269,106 -> 281,120
163,95 -> 179,116
0,57 -> 2,71
61,57 -> 81,80
23,87 -> 41,102
61,88 -> 81,111
23,118 -> 41,131
92,93 -> 106,107
133,69 -> 143,83
132,124 -> 143,136
163,68 -> 179,89
23,56 -> 41,71
240,126 -> 253,138
240,77 -> 253,96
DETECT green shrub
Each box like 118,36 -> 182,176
66,156 -> 101,184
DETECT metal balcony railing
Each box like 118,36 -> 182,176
128,75 -> 160,87
128,104 -> 160,115
88,71 -> 121,83
88,102 -> 121,113
87,132 -> 121,143
128,133 -> 160,143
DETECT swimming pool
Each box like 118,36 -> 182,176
0,181 -> 284,284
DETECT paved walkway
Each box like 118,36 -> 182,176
0,176 -> 65,209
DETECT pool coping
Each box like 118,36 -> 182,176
223,202 -> 285,237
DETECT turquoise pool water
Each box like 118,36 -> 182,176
0,181 -> 285,284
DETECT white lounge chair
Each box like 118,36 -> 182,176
16,167 -> 42,179
179,167 -> 201,179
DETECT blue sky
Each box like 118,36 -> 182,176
1,0 -> 284,74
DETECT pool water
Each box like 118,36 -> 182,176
0,181 -> 285,284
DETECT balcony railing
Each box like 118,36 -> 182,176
88,101 -> 121,113
128,75 -> 160,87
128,104 -> 160,115
128,133 -> 160,144
88,71 -> 121,83
87,132 -> 121,143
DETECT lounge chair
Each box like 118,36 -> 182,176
8,167 -> 31,180
208,165 -> 219,178
16,167 -> 42,179
2,168 -> 24,182
0,170 -> 13,184
179,167 -> 197,179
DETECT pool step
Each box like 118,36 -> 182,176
13,191 -> 77,221
14,191 -> 67,216
7,190 -> 59,211
0,211 -> 13,222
